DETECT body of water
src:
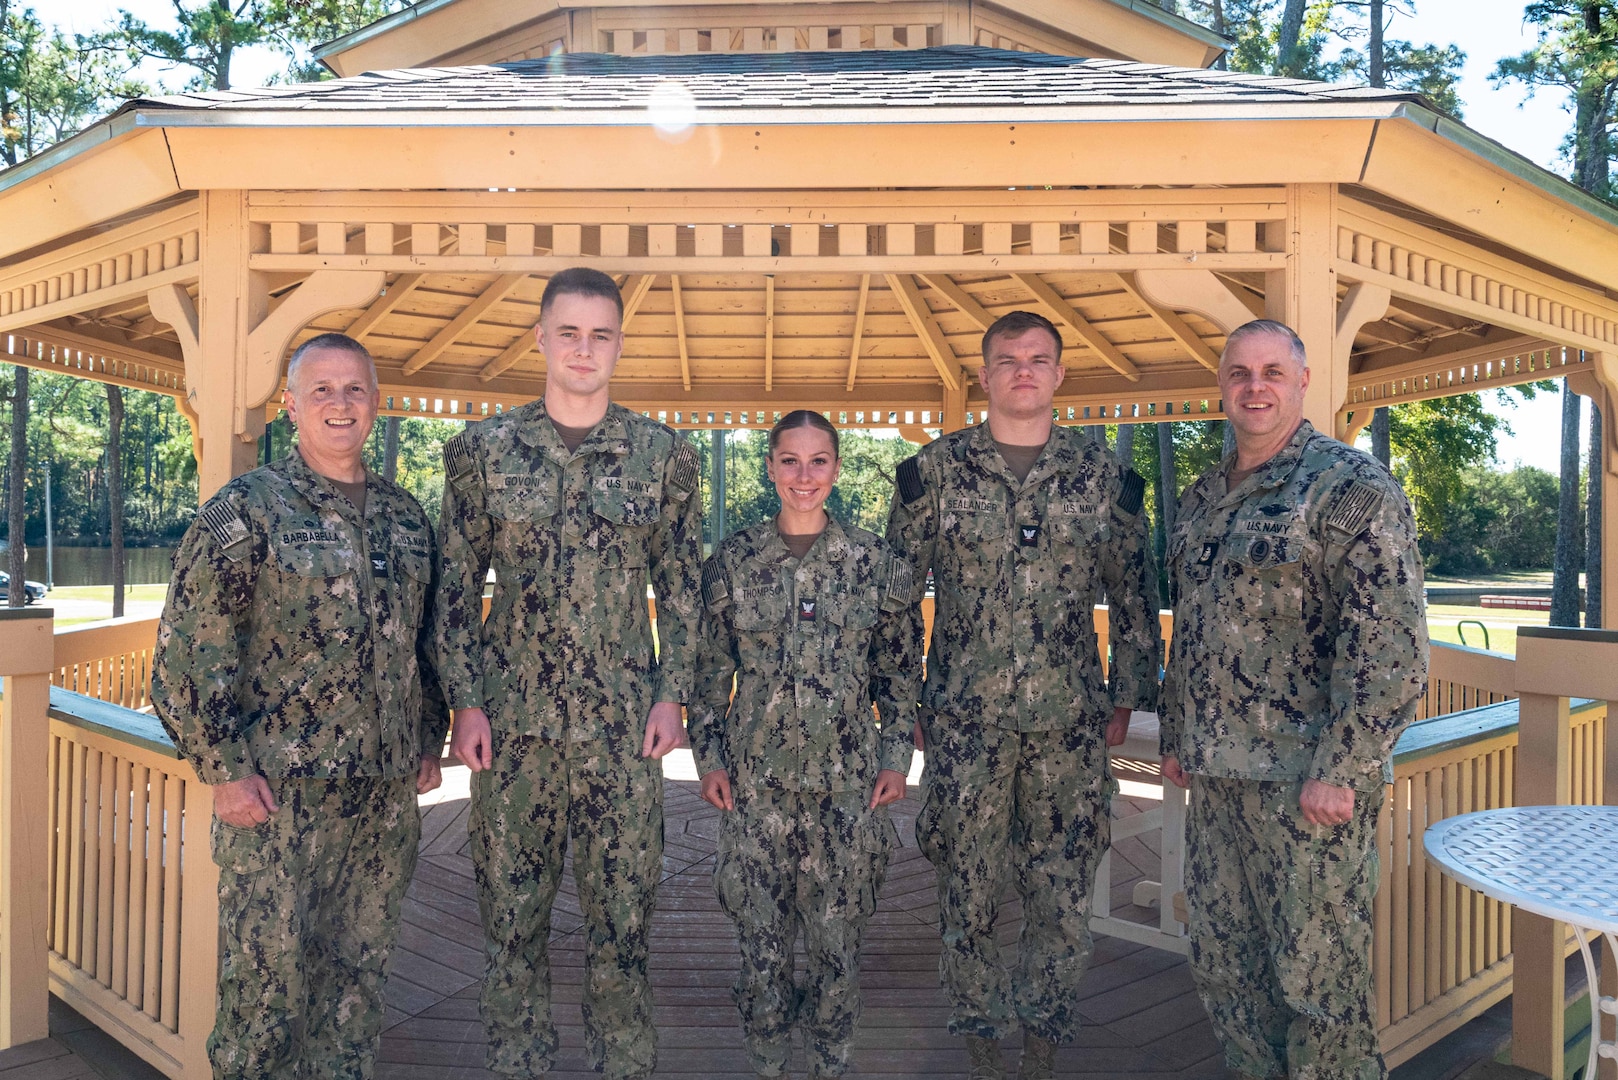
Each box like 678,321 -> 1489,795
17,545 -> 178,587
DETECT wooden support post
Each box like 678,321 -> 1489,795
1271,184 -> 1340,435
941,378 -> 968,433
0,608 -> 54,1048
845,275 -> 870,391
1511,627 -> 1618,1080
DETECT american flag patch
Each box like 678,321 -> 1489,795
443,433 -> 474,482
669,440 -> 699,498
1326,481 -> 1383,536
199,502 -> 250,551
883,555 -> 913,608
701,559 -> 730,612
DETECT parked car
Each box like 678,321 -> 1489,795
0,570 -> 47,605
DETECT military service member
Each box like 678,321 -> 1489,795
885,310 -> 1163,1080
435,268 -> 703,1080
691,411 -> 919,1080
152,333 -> 445,1079
1160,319 -> 1427,1080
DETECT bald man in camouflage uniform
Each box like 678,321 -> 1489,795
690,512 -> 919,1079
1161,320 -> 1428,1080
153,333 -> 445,1079
885,310 -> 1162,1080
435,269 -> 702,1080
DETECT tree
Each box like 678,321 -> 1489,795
1589,402 -> 1603,625
263,0 -> 413,81
1551,384 -> 1584,624
106,1 -> 266,92
1383,392 -> 1506,554
1,3 -> 143,167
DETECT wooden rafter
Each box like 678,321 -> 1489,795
887,273 -> 961,392
845,275 -> 870,392
764,275 -> 775,392
621,273 -> 655,331
672,273 -> 691,391
479,328 -> 535,382
1013,273 -> 1140,382
402,273 -> 525,376
1114,273 -> 1219,371
346,273 -> 425,342
917,272 -> 993,330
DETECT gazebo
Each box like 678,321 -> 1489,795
1,1 -> 1615,1077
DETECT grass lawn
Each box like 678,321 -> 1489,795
1426,602 -> 1551,655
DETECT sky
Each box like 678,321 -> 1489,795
42,0 -> 1590,471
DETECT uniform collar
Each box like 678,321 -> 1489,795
962,420 -> 1084,490
1215,420 -> 1316,505
758,515 -> 851,564
279,446 -> 371,523
513,398 -> 633,459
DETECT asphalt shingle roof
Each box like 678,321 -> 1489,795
124,46 -> 1423,119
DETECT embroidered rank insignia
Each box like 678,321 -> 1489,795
199,502 -> 250,552
1116,469 -> 1146,516
1195,541 -> 1220,568
1327,480 -> 1383,537
896,457 -> 926,506
443,433 -> 474,484
1019,523 -> 1041,546
701,559 -> 730,612
669,439 -> 699,499
371,555 -> 390,578
798,597 -> 817,622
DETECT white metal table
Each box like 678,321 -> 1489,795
1425,806 -> 1618,1080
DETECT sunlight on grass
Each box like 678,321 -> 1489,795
1425,602 -> 1553,656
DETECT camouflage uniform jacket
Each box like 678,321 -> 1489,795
885,422 -> 1161,731
1160,421 -> 1428,790
689,518 -> 919,794
434,399 -> 702,740
152,449 -> 445,785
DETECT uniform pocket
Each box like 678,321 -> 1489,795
211,819 -> 270,875
393,540 -> 433,627
1227,533 -> 1304,621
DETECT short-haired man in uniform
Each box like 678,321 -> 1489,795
435,267 -> 703,1080
1161,319 -> 1428,1080
153,332 -> 445,1078
885,309 -> 1163,1080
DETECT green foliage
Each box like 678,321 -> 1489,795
1383,393 -> 1507,564
0,2 -> 144,166
1419,465 -> 1568,574
103,1 -> 265,92
1338,37 -> 1466,114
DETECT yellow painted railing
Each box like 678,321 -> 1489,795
45,688 -> 216,1079
53,616 -> 162,711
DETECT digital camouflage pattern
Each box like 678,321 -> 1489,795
1162,421 -> 1425,1080
434,398 -> 702,1080
915,716 -> 1113,1043
210,776 -> 420,1080
884,422 -> 1159,1043
1185,778 -> 1386,1080
154,449 -> 445,784
691,519 -> 918,1077
152,448 -> 442,1080
714,788 -> 893,1078
885,422 -> 1161,730
689,518 -> 919,791
1159,420 -> 1428,789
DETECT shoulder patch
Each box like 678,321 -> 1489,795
896,456 -> 926,506
198,501 -> 250,556
701,558 -> 730,613
1326,480 -> 1384,537
880,553 -> 914,613
443,433 -> 475,488
668,439 -> 699,500
1115,469 -> 1146,516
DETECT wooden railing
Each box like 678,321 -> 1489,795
53,617 -> 161,711
1418,641 -> 1518,721
45,687 -> 216,1079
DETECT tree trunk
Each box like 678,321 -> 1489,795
1156,421 -> 1179,608
383,415 -> 401,483
1276,0 -> 1308,76
107,385 -> 125,619
1116,424 -> 1135,469
8,367 -> 26,608
1551,383 -> 1584,626
1371,407 -> 1390,466
1222,419 -> 1236,459
1085,424 -> 1107,447
1589,401 -> 1604,628
1368,0 -> 1385,88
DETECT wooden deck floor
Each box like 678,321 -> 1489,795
5,762 -> 1241,1079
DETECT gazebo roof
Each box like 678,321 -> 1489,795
120,47 -> 1419,123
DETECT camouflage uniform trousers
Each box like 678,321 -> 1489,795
916,712 -> 1113,1043
210,775 -> 420,1080
470,726 -> 665,1080
1186,776 -> 1386,1080
714,787 -> 894,1078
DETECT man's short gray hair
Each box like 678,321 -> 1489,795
1220,319 -> 1308,368
286,332 -> 377,391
